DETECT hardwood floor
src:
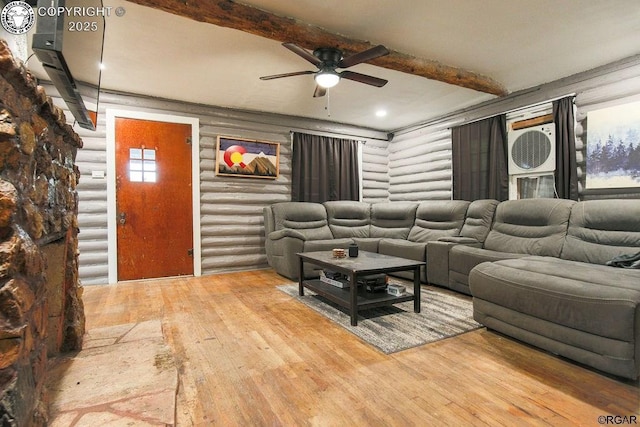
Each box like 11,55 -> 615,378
81,269 -> 639,426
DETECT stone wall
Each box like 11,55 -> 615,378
0,40 -> 84,426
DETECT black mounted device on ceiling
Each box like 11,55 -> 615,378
31,0 -> 105,130
260,43 -> 390,97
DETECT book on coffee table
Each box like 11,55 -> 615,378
320,270 -> 349,288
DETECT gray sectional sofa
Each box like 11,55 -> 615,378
263,200 -> 470,281
263,198 -> 640,379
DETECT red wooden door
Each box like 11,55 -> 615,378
115,117 -> 193,281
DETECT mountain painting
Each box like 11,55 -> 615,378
216,136 -> 280,179
586,100 -> 640,189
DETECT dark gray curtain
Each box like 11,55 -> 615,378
452,115 -> 509,201
553,96 -> 579,200
291,132 -> 360,202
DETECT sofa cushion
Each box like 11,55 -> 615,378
450,245 -> 527,278
407,200 -> 469,243
272,202 -> 333,240
469,256 -> 640,342
324,201 -> 371,238
378,239 -> 426,262
459,199 -> 499,243
352,238 -> 381,253
483,198 -> 575,257
378,239 -> 428,282
561,200 -> 640,265
304,238 -> 354,252
370,202 -> 418,239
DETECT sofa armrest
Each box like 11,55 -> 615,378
268,228 -> 307,241
265,229 -> 306,280
426,239 -> 483,287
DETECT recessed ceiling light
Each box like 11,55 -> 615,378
99,62 -> 106,70
376,109 -> 387,117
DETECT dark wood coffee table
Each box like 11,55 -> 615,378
297,250 -> 424,326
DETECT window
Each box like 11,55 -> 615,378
129,148 -> 157,183
510,174 -> 555,199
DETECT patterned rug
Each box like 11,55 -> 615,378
277,283 -> 481,354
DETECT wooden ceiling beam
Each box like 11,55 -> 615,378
126,0 -> 508,96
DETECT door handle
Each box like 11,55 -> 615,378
119,212 -> 126,225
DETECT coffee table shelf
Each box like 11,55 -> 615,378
297,251 -> 424,326
303,279 -> 415,309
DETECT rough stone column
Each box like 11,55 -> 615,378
0,39 -> 84,426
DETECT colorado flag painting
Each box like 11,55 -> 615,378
216,136 -> 280,179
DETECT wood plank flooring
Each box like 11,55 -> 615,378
80,269 -> 639,426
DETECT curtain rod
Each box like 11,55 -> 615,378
449,93 -> 576,128
289,129 -> 374,143
393,91 -> 577,138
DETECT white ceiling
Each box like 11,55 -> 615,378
31,0 -> 640,131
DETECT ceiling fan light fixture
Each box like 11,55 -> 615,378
315,70 -> 340,88
260,44 -> 389,97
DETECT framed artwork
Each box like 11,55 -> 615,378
586,100 -> 640,189
215,136 -> 280,179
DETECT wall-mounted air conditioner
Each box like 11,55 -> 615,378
507,123 -> 556,175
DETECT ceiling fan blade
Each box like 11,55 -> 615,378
338,45 -> 390,68
340,70 -> 388,87
260,70 -> 315,80
283,43 -> 323,67
313,85 -> 327,98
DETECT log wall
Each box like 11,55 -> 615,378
388,124 -> 452,201
361,138 -> 389,203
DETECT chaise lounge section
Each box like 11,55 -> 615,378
469,200 -> 640,379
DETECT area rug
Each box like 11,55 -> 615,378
277,283 -> 481,354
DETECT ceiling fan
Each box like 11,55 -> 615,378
260,43 -> 390,97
